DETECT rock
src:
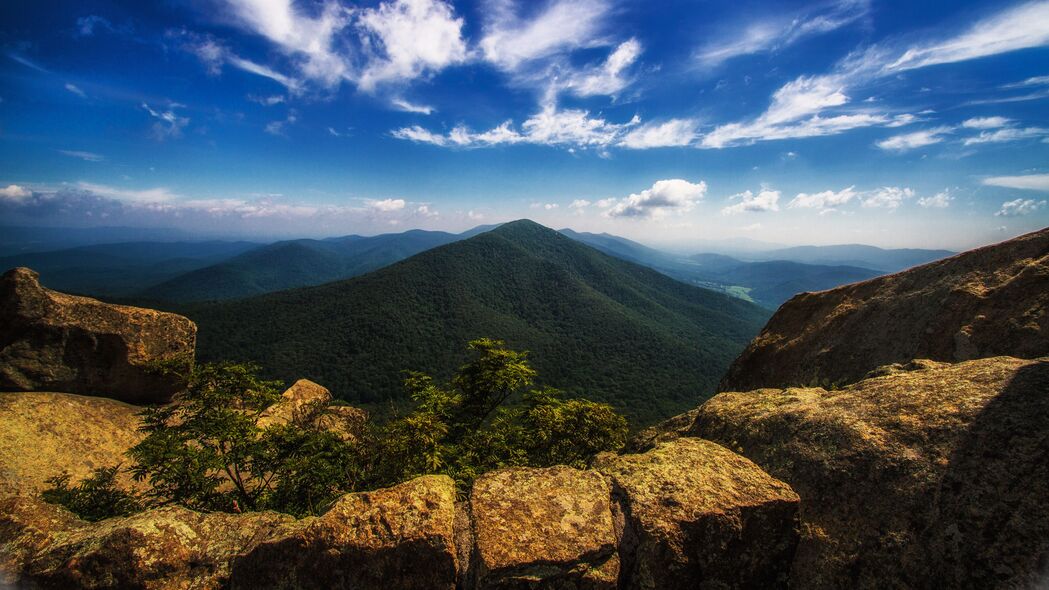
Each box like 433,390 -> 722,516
0,494 -> 295,590
594,438 -> 799,590
623,408 -> 699,453
0,392 -> 145,496
229,475 -> 459,590
0,267 -> 196,404
718,227 -> 1049,392
258,379 -> 368,442
693,356 -> 1049,589
257,379 -> 333,429
469,466 -> 619,589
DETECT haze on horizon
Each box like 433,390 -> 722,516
1,0 -> 1048,251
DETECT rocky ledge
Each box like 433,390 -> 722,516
0,267 -> 196,404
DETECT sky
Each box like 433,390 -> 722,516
1,0 -> 1048,250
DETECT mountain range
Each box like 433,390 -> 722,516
174,220 -> 771,425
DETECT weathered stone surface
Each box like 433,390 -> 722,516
0,267 -> 196,404
0,495 -> 294,590
694,356 -> 1049,589
594,438 -> 799,590
0,391 -> 144,496
257,379 -> 368,442
623,408 -> 699,453
469,466 -> 619,589
718,227 -> 1049,392
229,475 -> 459,590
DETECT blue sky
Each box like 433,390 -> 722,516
1,0 -> 1048,249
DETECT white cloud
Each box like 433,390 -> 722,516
695,0 -> 870,68
861,186 -> 914,209
64,83 -> 87,98
58,150 -> 104,162
569,199 -> 591,209
619,119 -> 698,149
392,104 -> 638,149
917,190 -> 952,208
142,103 -> 190,140
963,126 -> 1049,145
887,1 -> 1049,72
467,209 -> 484,220
355,0 -> 469,90
563,38 -> 643,98
392,97 -> 435,114
983,173 -> 1049,191
247,94 -> 286,106
995,198 -> 1047,216
606,179 -> 707,219
789,186 -> 857,210
876,127 -> 951,152
0,185 -> 32,202
721,188 -> 780,215
264,111 -> 298,136
1003,74 -> 1049,88
479,0 -> 612,71
416,204 -> 438,217
368,198 -> 407,211
962,116 -> 1011,129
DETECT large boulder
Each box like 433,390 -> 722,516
469,465 -> 619,589
0,267 -> 196,404
0,392 -> 144,496
0,495 -> 294,590
229,475 -> 459,589
718,227 -> 1049,392
693,356 -> 1049,589
594,438 -> 799,589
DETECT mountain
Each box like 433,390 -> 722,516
719,226 -> 1049,392
141,229 -> 470,301
0,226 -> 200,257
0,241 -> 259,297
178,220 -> 771,425
559,229 -> 880,308
754,243 -> 954,272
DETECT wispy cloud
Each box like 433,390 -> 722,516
64,83 -> 87,98
264,111 -> 298,136
7,53 -> 49,73
75,15 -> 114,37
479,0 -> 613,72
619,119 -> 699,149
392,97 -> 435,114
789,186 -> 858,210
917,190 -> 953,208
876,126 -> 952,152
142,103 -> 189,140
695,0 -> 870,68
58,150 -> 104,162
861,186 -> 914,209
983,173 -> 1049,191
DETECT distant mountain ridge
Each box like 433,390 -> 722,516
177,220 -> 771,425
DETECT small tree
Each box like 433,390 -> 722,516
128,362 -> 365,517
372,339 -> 628,490
41,466 -> 141,521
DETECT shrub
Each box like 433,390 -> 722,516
41,466 -> 141,521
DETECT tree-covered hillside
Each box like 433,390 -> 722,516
180,220 -> 770,425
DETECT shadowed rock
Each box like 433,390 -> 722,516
594,438 -> 799,590
719,227 -> 1049,392
0,391 -> 144,496
694,356 -> 1049,589
0,267 -> 196,404
229,475 -> 458,590
469,466 -> 619,589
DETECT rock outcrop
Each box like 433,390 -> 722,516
693,356 -> 1049,589
257,379 -> 368,442
468,466 -> 619,589
0,494 -> 294,590
594,438 -> 800,589
0,392 -> 144,496
718,227 -> 1049,392
229,475 -> 459,590
0,267 -> 196,404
